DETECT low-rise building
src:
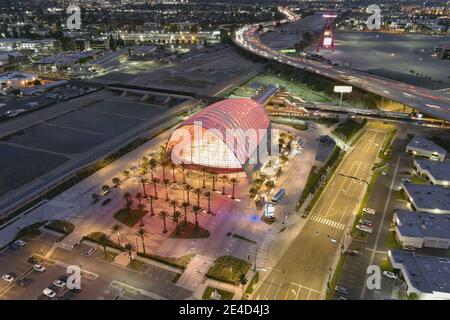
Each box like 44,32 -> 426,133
0,72 -> 38,89
402,183 -> 450,214
388,250 -> 450,300
393,210 -> 450,249
413,159 -> 450,186
406,135 -> 447,161
0,38 -> 55,52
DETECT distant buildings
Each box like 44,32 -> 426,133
413,159 -> 450,186
0,38 -> 55,52
406,135 -> 447,161
389,250 -> 450,300
393,210 -> 450,249
402,183 -> 450,214
110,31 -> 221,46
0,72 -> 38,89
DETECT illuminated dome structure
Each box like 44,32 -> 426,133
166,98 -> 271,176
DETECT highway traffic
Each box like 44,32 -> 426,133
232,9 -> 450,122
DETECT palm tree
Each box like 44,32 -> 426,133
230,178 -> 238,199
172,211 -> 181,235
148,158 -> 158,180
201,168 -> 208,188
111,224 -> 124,246
148,195 -> 155,216
112,177 -> 121,187
123,243 -> 135,262
138,177 -> 148,196
204,191 -> 212,214
180,163 -> 187,184
210,171 -> 217,191
159,157 -> 169,181
193,188 -> 202,207
135,192 -> 143,205
192,205 -> 202,229
159,210 -> 169,233
150,177 -> 160,199
184,184 -> 193,205
136,203 -> 145,226
122,170 -> 130,180
220,175 -> 228,195
98,233 -> 110,257
135,228 -> 149,254
101,184 -> 110,195
180,201 -> 190,225
162,178 -> 171,201
170,162 -> 177,182
169,199 -> 179,215
123,192 -> 131,207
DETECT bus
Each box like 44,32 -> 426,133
271,189 -> 286,204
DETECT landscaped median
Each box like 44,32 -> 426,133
83,231 -> 195,270
297,146 -> 345,214
205,256 -> 252,286
326,252 -> 347,300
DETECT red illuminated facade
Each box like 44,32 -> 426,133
166,98 -> 271,175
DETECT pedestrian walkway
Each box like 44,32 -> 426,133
310,214 -> 346,230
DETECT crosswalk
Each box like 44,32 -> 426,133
310,215 -> 346,230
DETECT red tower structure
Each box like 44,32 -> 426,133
317,13 -> 337,52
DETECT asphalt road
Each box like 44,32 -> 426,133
253,128 -> 386,300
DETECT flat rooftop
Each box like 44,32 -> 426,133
407,136 -> 447,155
390,250 -> 450,295
395,209 -> 450,239
403,183 -> 450,213
415,159 -> 450,183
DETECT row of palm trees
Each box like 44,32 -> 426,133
100,225 -> 149,262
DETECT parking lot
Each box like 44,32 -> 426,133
0,229 -> 193,300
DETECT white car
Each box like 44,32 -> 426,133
43,288 -> 56,298
356,224 -> 373,234
53,280 -> 66,288
14,240 -> 26,247
363,208 -> 376,215
383,271 -> 397,280
2,274 -> 15,282
33,264 -> 46,272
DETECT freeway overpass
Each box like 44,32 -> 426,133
232,13 -> 450,122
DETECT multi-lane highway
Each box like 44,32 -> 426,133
233,9 -> 450,122
253,128 -> 386,300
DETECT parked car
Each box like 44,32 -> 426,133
363,208 -> 376,215
43,288 -> 56,298
17,278 -> 30,287
14,240 -> 26,247
335,286 -> 349,295
356,224 -> 373,234
360,219 -> 373,227
348,250 -> 359,256
2,274 -> 15,282
53,279 -> 66,288
383,271 -> 397,280
101,198 -> 111,206
33,264 -> 46,272
84,248 -> 96,256
8,244 -> 20,251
